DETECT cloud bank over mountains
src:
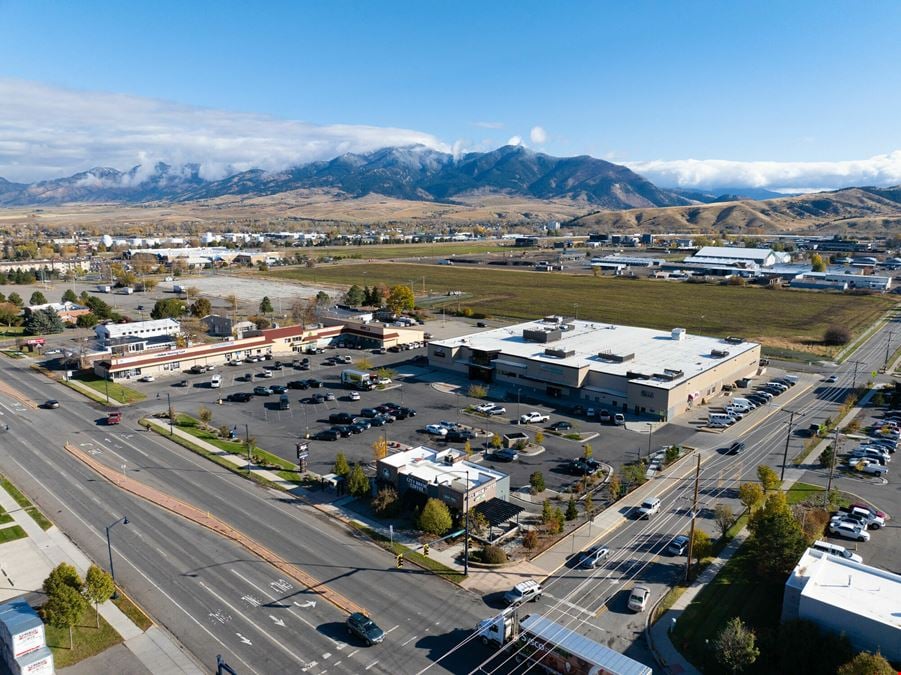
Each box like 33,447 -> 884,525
1,78 -> 899,193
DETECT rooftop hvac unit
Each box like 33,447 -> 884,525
672,328 -> 686,341
545,347 -> 575,358
724,336 -> 745,344
597,351 -> 634,363
711,349 -> 730,358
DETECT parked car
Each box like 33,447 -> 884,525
329,412 -> 357,425
226,392 -> 253,403
828,520 -> 870,542
568,458 -> 601,475
627,586 -> 651,612
474,403 -> 495,413
394,407 -> 416,419
269,385 -> 288,394
494,448 -> 519,462
487,406 -> 506,416
324,392 -> 336,401
599,410 -> 612,424
668,534 -> 689,556
548,421 -> 573,432
260,370 -> 274,379
503,580 -> 542,606
849,459 -> 888,476
138,375 -> 155,382
845,503 -> 889,522
519,411 -> 549,425
577,545 -> 609,569
306,379 -> 322,388
351,420 -> 371,433
369,415 -> 388,427
332,425 -> 354,438
287,380 -> 309,390
253,386 -> 271,396
346,612 -> 385,646
446,429 -> 476,443
313,429 -> 339,441
348,391 -> 361,401
360,408 -> 379,418
613,413 -> 625,425
425,423 -> 449,436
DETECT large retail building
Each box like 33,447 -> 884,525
428,317 -> 760,421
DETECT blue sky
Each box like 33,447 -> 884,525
1,1 -> 900,189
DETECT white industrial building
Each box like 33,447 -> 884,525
790,271 -> 892,292
95,318 -> 181,346
683,246 -> 790,269
782,548 -> 900,662
428,317 -> 760,421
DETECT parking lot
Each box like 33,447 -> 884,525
127,347 -> 697,497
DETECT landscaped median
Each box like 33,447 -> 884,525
0,473 -> 53,530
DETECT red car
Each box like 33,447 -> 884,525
106,411 -> 122,425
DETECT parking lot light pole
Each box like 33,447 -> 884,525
106,515 -> 129,599
827,426 -> 841,493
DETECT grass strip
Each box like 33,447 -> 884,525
0,525 -> 27,543
44,605 -> 123,668
0,513 -> 13,525
72,373 -> 145,404
0,474 -> 33,508
173,416 -> 295,470
26,506 -> 53,530
111,592 -> 153,632
346,521 -> 465,584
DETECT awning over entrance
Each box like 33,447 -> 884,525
473,498 -> 524,527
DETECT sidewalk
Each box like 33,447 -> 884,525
645,385 -> 883,674
0,482 -> 202,674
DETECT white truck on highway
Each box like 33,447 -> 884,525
475,612 -> 652,675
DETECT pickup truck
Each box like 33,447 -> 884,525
519,411 -> 549,425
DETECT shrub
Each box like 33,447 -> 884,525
529,471 -> 545,494
565,496 -> 578,521
522,529 -> 539,550
482,545 -> 507,564
823,325 -> 851,345
372,487 -> 398,515
418,498 -> 452,535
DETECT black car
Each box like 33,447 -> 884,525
329,412 -> 356,425
369,415 -> 388,427
307,379 -> 322,388
308,393 -> 327,403
394,407 -> 416,419
346,612 -> 385,646
446,429 -> 475,443
548,421 -> 573,432
287,380 -> 309,390
568,458 -> 601,475
270,385 -> 288,394
375,404 -> 394,414
313,429 -> 339,441
332,425 -> 354,438
226,392 -> 253,403
360,408 -> 379,418
352,419 -> 372,431
727,441 -> 746,455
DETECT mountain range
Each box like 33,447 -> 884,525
0,145 -> 692,209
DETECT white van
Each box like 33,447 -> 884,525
731,398 -> 754,410
708,413 -> 736,428
811,540 -> 862,563
210,374 -> 222,388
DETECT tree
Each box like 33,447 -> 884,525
347,463 -> 370,497
748,492 -> 806,578
837,651 -> 895,675
150,298 -> 186,319
62,288 -> 78,304
224,294 -> 240,315
315,290 -> 331,306
823,325 -> 851,346
83,564 -> 115,628
83,294 -> 113,319
810,253 -> 827,272
565,496 -> 578,521
490,434 -> 502,450
0,302 -> 21,327
198,406 -> 213,428
24,307 -> 64,335
608,473 -> 622,500
372,437 -> 388,461
418,498 -> 452,535
42,583 -> 86,649
714,503 -> 735,538
714,617 -> 759,673
43,562 -> 82,597
541,499 -> 554,526
534,430 -> 544,445
8,292 -> 23,307
463,439 -> 472,457
818,445 -> 835,468
756,464 -> 780,492
259,296 -> 274,314
738,482 -> 764,512
529,471 -> 545,495
76,312 -> 99,328
142,278 -> 158,292
386,285 -> 415,315
29,291 -> 47,306
190,297 -> 212,318
372,487 -> 398,515
333,452 -> 350,477
582,443 -> 593,459
343,284 -> 365,307
690,528 -> 712,565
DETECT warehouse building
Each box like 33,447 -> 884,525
683,246 -> 790,268
782,548 -> 900,662
428,317 -> 760,421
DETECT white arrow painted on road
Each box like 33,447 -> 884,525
269,615 -> 285,627
236,633 -> 252,645
294,600 -> 316,609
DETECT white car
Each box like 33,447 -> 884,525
828,520 -> 870,542
474,403 -> 495,413
519,412 -> 550,425
260,370 -> 274,378
138,375 -> 155,382
825,374 -> 838,383
349,391 -> 361,401
850,459 -> 888,476
487,406 -> 506,416
627,586 -> 650,612
377,377 -> 392,385
425,424 -> 448,436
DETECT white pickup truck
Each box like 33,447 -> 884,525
519,411 -> 550,425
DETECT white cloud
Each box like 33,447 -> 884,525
473,121 -> 504,129
0,78 -> 450,182
529,126 -> 547,144
626,152 -> 901,191
506,135 -> 523,147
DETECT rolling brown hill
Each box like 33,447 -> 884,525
568,186 -> 901,235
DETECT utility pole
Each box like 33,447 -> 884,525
685,454 -> 701,583
827,426 -> 840,493
166,392 -> 174,435
850,359 -> 862,389
883,331 -> 894,372
245,424 -> 251,472
781,409 -> 799,481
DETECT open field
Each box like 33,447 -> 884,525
268,263 -> 897,353
308,240 -> 526,260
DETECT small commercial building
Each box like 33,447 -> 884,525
95,318 -> 181,346
25,301 -> 91,324
782,548 -> 900,662
428,317 -> 760,421
376,446 -> 509,512
790,271 -> 892,292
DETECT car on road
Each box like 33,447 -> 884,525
613,413 -> 625,425
637,497 -> 661,519
425,423 -> 448,436
313,429 -> 339,441
727,441 -> 746,455
138,375 -> 155,382
548,421 -> 572,432
346,612 -> 385,646
503,580 -> 542,606
226,392 -> 253,403
628,586 -> 651,612
519,411 -> 549,425
493,448 -> 519,462
253,386 -> 271,396
577,545 -> 610,569
825,374 -> 838,383
828,520 -> 870,541
106,411 -> 122,425
42,400 -> 61,409
668,535 -> 689,556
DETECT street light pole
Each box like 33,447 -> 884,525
884,331 -> 894,372
245,423 -> 251,471
463,485 -> 470,577
647,422 -> 653,461
781,409 -> 799,482
106,515 -> 129,599
166,392 -> 174,435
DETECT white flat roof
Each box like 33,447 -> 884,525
382,446 -> 506,490
431,319 -> 758,390
695,246 -> 773,260
792,549 -> 901,631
